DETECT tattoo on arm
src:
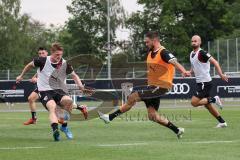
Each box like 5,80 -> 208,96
168,58 -> 178,65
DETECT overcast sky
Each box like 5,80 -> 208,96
20,0 -> 143,26
20,0 -> 143,40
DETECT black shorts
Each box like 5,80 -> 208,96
38,89 -> 68,109
33,88 -> 39,94
131,85 -> 169,111
194,81 -> 212,98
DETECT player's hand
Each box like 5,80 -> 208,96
220,74 -> 228,82
16,75 -> 23,83
30,77 -> 37,83
182,71 -> 191,78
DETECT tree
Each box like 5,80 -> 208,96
0,0 -> 29,69
127,0 -> 238,62
62,0 -> 125,56
0,0 -> 61,70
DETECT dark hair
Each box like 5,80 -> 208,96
38,47 -> 46,51
145,31 -> 160,40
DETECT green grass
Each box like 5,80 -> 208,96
0,103 -> 239,160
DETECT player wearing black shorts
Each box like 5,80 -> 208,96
16,43 -> 92,141
24,47 -> 48,125
189,35 -> 228,128
98,31 -> 191,138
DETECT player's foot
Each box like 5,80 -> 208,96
53,129 -> 60,141
76,104 -> 88,119
60,126 -> 73,139
177,128 -> 185,139
23,118 -> 37,125
98,111 -> 110,124
216,122 -> 227,128
214,96 -> 223,109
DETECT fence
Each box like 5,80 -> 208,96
208,37 -> 240,72
0,37 -> 239,80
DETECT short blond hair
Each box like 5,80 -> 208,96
50,42 -> 63,53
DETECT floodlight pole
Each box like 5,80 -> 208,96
107,0 -> 111,79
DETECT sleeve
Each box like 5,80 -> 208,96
198,50 -> 212,63
160,50 -> 176,63
66,63 -> 74,75
33,57 -> 47,68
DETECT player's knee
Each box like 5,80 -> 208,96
191,101 -> 198,107
61,98 -> 73,106
148,113 -> 157,122
28,96 -> 34,103
127,94 -> 137,105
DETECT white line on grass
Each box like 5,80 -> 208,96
97,142 -> 148,147
0,146 -> 46,150
183,140 -> 235,144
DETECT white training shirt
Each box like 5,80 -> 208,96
36,56 -> 68,91
190,48 -> 212,83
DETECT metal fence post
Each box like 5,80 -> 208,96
7,69 -> 10,80
227,39 -> 229,72
236,38 -> 239,72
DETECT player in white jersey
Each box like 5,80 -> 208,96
16,43 -> 92,141
23,47 -> 48,125
188,35 -> 228,128
23,48 -> 88,126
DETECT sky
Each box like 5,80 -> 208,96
21,0 -> 142,25
20,0 -> 143,40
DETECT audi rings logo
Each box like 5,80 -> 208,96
168,83 -> 190,95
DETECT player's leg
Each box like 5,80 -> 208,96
60,95 -> 73,112
204,104 -> 227,128
145,98 -> 184,138
39,91 -> 60,141
75,104 -> 88,119
191,82 -> 222,108
58,95 -> 73,139
98,91 -> 141,123
24,91 -> 39,125
46,99 -> 60,141
191,96 -> 220,107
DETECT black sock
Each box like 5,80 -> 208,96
31,112 -> 37,119
109,109 -> 122,121
166,122 -> 179,134
51,123 -> 58,132
216,116 -> 225,123
207,97 -> 216,104
62,123 -> 68,127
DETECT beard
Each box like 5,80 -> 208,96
192,44 -> 199,49
147,45 -> 154,52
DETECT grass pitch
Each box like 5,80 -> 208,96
0,103 -> 239,160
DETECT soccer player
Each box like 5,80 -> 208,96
188,35 -> 228,128
16,43 -> 92,141
98,31 -> 190,138
23,47 -> 48,125
24,48 -> 88,125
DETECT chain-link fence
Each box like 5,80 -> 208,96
208,37 -> 240,73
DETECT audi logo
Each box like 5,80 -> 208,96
168,83 -> 190,94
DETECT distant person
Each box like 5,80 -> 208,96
188,35 -> 228,128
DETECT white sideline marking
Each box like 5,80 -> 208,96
184,140 -> 234,144
0,146 -> 46,150
97,143 -> 148,147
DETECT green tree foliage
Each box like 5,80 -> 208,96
62,0 -> 125,56
127,0 -> 239,62
0,0 -> 58,69
0,0 -> 29,69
